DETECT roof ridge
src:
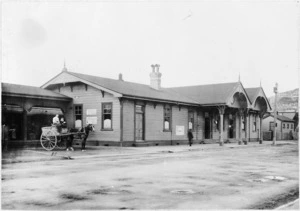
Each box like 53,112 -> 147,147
68,71 -> 150,87
2,82 -> 48,89
245,87 -> 261,89
2,82 -> 71,98
166,81 -> 239,89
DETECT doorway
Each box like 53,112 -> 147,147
204,117 -> 211,139
135,105 -> 144,141
228,117 -> 235,139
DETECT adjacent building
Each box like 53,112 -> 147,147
262,114 -> 295,140
2,83 -> 72,143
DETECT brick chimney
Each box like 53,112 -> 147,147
150,64 -> 162,90
118,73 -> 123,81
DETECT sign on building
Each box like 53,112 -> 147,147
86,117 -> 97,125
176,126 -> 185,136
86,109 -> 97,115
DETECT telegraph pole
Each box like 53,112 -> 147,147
273,83 -> 278,145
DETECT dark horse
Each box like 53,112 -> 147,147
68,124 -> 95,151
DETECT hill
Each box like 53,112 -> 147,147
268,88 -> 298,111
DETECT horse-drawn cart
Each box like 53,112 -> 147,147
40,126 -> 85,151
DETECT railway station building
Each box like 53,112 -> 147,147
36,64 -> 272,147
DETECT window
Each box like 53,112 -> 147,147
283,123 -> 285,129
188,111 -> 194,130
163,105 -> 172,131
291,124 -> 294,129
102,103 -> 112,130
74,105 -> 82,120
287,124 -> 289,129
74,105 -> 83,128
269,122 -> 275,131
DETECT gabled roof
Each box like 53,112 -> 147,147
245,87 -> 261,103
2,83 -> 71,101
264,114 -> 295,122
245,87 -> 272,111
44,71 -> 199,105
41,70 -> 271,109
167,82 -> 239,105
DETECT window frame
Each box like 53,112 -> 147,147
101,102 -> 113,131
74,104 -> 83,121
163,104 -> 172,132
269,122 -> 275,131
188,110 -> 194,131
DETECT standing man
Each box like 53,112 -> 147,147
188,129 -> 194,147
2,123 -> 9,151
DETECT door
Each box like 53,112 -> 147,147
135,105 -> 144,141
204,117 -> 211,139
229,119 -> 235,138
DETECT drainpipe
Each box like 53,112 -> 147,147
248,112 -> 251,143
119,98 -> 123,147
22,109 -> 28,141
259,114 -> 263,144
273,83 -> 278,145
244,109 -> 248,145
238,109 -> 243,145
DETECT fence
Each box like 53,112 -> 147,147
263,131 -> 297,140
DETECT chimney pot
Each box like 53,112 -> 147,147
150,64 -> 162,90
118,73 -> 123,81
151,64 -> 155,72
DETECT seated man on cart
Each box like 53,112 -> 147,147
52,114 -> 62,133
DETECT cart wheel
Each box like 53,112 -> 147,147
40,130 -> 57,151
56,136 -> 67,150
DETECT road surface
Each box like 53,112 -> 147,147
2,142 -> 299,209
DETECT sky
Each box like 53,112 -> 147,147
1,0 -> 299,97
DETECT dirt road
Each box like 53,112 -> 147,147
1,142 -> 299,209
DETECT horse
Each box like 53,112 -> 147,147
80,124 -> 95,151
67,124 -> 94,151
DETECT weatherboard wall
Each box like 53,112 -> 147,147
51,84 -> 121,142
122,99 -> 135,142
144,103 -> 172,142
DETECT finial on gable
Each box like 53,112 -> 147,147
62,59 -> 68,72
238,72 -> 240,82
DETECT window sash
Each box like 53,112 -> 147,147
188,111 -> 194,130
163,105 -> 171,131
102,103 -> 112,129
74,105 -> 82,120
